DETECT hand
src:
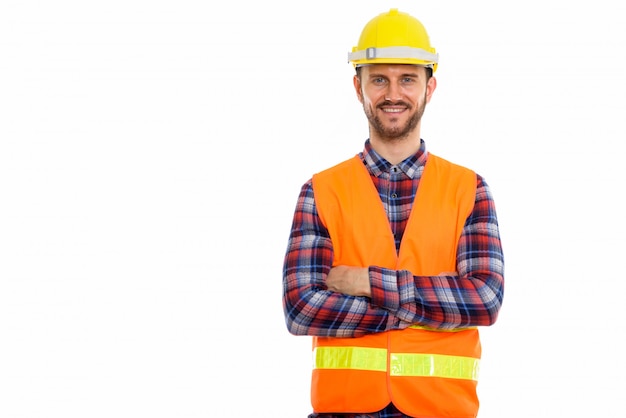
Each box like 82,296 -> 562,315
326,265 -> 371,297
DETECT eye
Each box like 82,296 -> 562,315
371,77 -> 387,85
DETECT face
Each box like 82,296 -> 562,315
354,64 -> 436,141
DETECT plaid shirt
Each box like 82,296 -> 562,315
282,139 -> 504,337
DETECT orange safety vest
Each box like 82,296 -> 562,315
311,154 -> 480,418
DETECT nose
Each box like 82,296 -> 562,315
385,82 -> 403,101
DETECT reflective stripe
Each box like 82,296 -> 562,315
391,353 -> 479,380
313,347 -> 387,372
313,347 -> 479,381
347,46 -> 439,63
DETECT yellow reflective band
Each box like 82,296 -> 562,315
313,347 -> 479,380
390,353 -> 480,380
313,346 -> 387,372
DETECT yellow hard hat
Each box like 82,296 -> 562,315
348,8 -> 438,72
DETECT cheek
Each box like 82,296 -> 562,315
360,91 -> 377,108
362,96 -> 376,111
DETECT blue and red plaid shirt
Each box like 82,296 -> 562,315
282,139 -> 504,338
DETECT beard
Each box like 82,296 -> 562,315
364,94 -> 427,141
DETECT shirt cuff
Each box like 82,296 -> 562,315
368,266 -> 400,311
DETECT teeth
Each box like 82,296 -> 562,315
383,108 -> 403,113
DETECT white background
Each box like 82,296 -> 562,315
1,1 -> 625,417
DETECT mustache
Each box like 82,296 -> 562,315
379,100 -> 411,108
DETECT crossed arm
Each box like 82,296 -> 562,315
282,177 -> 504,338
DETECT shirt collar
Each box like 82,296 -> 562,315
361,138 -> 428,179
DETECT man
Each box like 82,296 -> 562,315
282,8 -> 504,418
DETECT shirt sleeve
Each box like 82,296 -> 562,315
368,174 -> 505,329
282,180 -> 402,338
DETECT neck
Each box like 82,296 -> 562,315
369,132 -> 421,165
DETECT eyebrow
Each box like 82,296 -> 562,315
368,71 -> 421,79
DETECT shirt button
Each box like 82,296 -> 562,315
391,193 -> 397,198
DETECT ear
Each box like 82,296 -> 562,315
425,76 -> 437,104
353,74 -> 364,103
